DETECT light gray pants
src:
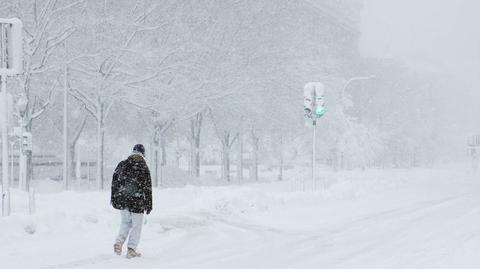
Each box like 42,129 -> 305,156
116,209 -> 144,250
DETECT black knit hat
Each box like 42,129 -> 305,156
133,144 -> 145,156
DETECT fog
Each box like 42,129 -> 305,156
361,0 -> 480,78
360,0 -> 480,161
0,0 -> 478,188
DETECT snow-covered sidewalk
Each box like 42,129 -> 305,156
1,167 -> 479,269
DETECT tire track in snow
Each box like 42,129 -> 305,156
311,194 -> 479,268
37,191 -> 480,269
254,193 -> 478,268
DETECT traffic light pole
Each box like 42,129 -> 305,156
312,119 -> 316,190
304,82 -> 325,192
1,75 -> 10,216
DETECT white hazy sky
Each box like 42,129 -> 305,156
360,0 -> 480,81
360,0 -> 480,145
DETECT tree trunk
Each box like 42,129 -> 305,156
24,122 -> 33,191
98,126 -> 105,189
237,132 -> 243,181
221,143 -> 231,182
69,117 -> 86,184
250,130 -> 259,181
189,113 -> 203,177
159,134 -> 167,187
69,143 -> 76,182
188,140 -> 193,174
221,133 -> 235,182
278,134 -> 283,181
226,150 -> 230,181
153,125 -> 160,187
25,150 -> 33,191
175,154 -> 181,168
96,104 -> 105,190
153,142 -> 159,187
194,133 -> 200,177
175,138 -> 181,168
152,119 -> 170,187
161,135 -> 167,166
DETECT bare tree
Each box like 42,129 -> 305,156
3,0 -> 83,188
188,111 -> 203,177
67,1 -> 166,189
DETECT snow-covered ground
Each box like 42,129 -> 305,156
1,166 -> 480,269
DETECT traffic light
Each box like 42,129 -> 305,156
315,106 -> 325,117
304,82 -> 326,119
303,88 -> 313,118
314,83 -> 325,118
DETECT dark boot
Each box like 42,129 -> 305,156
113,242 -> 123,256
126,248 -> 142,259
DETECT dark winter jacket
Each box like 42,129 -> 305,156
111,154 -> 152,214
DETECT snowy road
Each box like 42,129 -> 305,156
2,168 -> 480,269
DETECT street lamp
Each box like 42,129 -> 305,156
337,76 -> 374,170
342,76 -> 375,92
341,76 -> 374,106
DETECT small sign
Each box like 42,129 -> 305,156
22,132 -> 32,152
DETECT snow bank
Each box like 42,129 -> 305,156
1,166 -> 478,269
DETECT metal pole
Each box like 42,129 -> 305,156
9,141 -> 13,187
1,75 -> 10,216
312,119 -> 316,190
0,22 -> 9,216
339,76 -> 373,172
28,187 -> 35,215
63,64 -> 68,190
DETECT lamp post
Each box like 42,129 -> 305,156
341,76 -> 374,106
337,76 -> 374,170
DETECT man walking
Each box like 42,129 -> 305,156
111,144 -> 152,258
